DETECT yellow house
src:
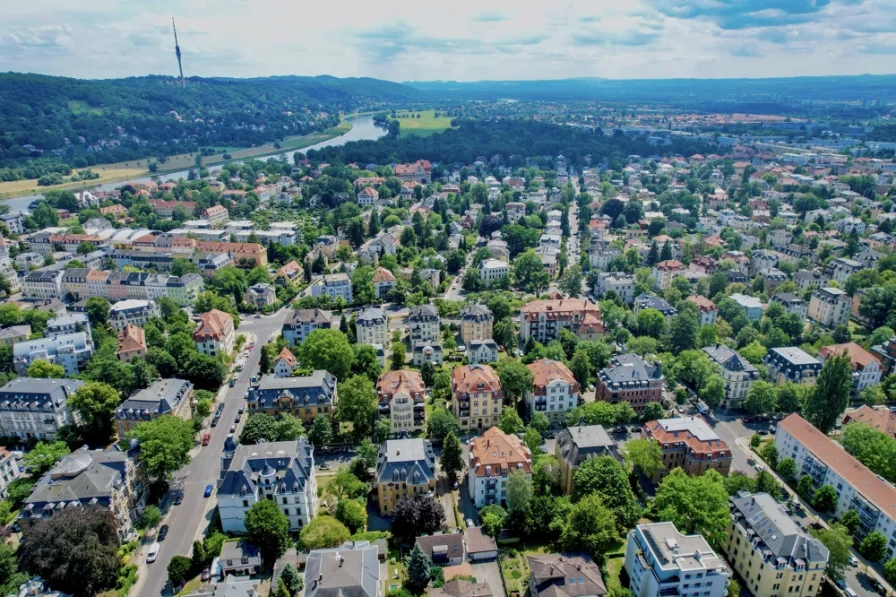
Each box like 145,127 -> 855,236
375,438 -> 436,515
726,492 -> 829,597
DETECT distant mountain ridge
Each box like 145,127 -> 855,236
404,74 -> 896,102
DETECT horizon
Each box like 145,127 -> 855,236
2,0 -> 895,81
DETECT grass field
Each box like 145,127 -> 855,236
0,121 -> 353,200
394,109 -> 454,138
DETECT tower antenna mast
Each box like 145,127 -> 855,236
172,18 -> 185,88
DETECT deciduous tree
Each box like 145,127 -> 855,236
805,353 -> 852,433
654,469 -> 730,548
440,431 -> 463,482
299,515 -> 350,551
496,360 -> 534,407
128,415 -> 194,482
335,375 -> 377,439
298,329 -> 354,379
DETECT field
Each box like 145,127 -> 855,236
394,110 -> 455,138
0,121 -> 352,200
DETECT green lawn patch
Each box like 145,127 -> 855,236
395,110 -> 455,138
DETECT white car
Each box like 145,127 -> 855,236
754,464 -> 765,473
147,542 -> 160,563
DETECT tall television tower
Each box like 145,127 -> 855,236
172,18 -> 185,88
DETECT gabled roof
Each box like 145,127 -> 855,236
117,324 -> 146,355
274,347 -> 297,369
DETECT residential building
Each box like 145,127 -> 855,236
356,307 -> 388,347
409,304 -> 440,344
529,553 -> 607,597
729,293 -> 764,321
60,268 -> 89,300
219,542 -> 262,577
817,342 -> 882,393
372,266 -> 396,299
764,347 -> 822,385
282,309 -> 331,345
0,378 -> 81,440
726,492 -> 828,597
109,299 -> 159,331
246,283 -> 276,309
357,186 -> 379,206
824,257 -> 863,285
478,259 -> 509,284
272,347 -> 298,378
46,313 -> 89,338
117,323 -> 146,363
0,325 -> 30,347
633,294 -> 676,317
193,309 -> 235,358
596,354 -> 664,414
625,523 -> 728,597
375,438 -> 436,515
759,268 -> 788,294
394,160 -> 432,184
775,413 -> 896,550
376,370 -> 426,435
274,261 -> 303,286
451,364 -> 503,431
807,287 -> 851,327
771,293 -> 808,319
643,416 -> 732,481
304,541 -> 380,597
526,359 -> 581,427
595,272 -> 636,304
555,423 -> 618,496
412,341 -> 443,367
793,269 -> 823,291
13,332 -> 93,376
686,295 -> 717,328
872,337 -> 896,377
519,299 -> 604,344
219,438 -> 317,533
702,345 -> 759,409
19,447 -> 142,543
843,405 -> 896,439
415,532 -> 467,566
201,205 -> 229,226
22,270 -> 63,300
115,379 -> 194,438
750,249 -> 780,275
460,304 -> 494,345
247,372 -> 338,424
311,273 -> 353,303
0,448 -> 19,500
467,427 -> 532,508
0,213 -> 24,234
467,339 -> 498,365
652,260 -> 685,290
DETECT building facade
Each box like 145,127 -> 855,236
596,353 -> 664,414
375,438 -> 436,515
451,364 -> 503,431
357,307 -> 389,347
555,423 -> 618,496
13,332 -> 94,376
376,370 -> 426,435
807,287 -> 851,327
115,378 -> 194,438
193,309 -> 235,359
702,345 -> 759,409
642,416 -> 733,481
109,299 -> 159,331
467,427 -> 532,508
763,347 -> 822,386
282,309 -> 331,345
519,299 -> 604,344
526,359 -> 581,427
0,378 -> 81,440
408,304 -> 440,344
247,372 -> 338,424
460,304 -> 494,345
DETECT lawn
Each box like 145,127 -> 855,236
499,545 -> 550,597
394,110 -> 455,138
604,539 -> 628,592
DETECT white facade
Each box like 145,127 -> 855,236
311,274 -> 353,303
478,259 -> 510,284
595,272 -> 635,304
22,270 -> 63,300
109,299 -> 160,331
807,288 -> 851,327
0,449 -> 20,499
356,309 -> 388,347
526,377 -> 578,426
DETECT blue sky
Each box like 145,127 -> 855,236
1,0 -> 894,81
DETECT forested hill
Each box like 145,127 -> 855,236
0,73 -> 419,172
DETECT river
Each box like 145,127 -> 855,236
4,114 -> 385,213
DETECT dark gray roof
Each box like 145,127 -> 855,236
357,307 -> 386,324
0,377 -> 83,412
219,439 -> 314,498
408,304 -> 439,321
376,438 -> 436,485
528,553 -> 607,597
286,309 -> 331,327
703,345 -> 757,374
772,293 -> 804,305
599,354 -> 663,387
117,379 -> 193,420
461,304 -> 492,322
634,293 -> 675,314
22,447 -> 127,512
249,371 -> 337,410
415,532 -> 465,562
304,541 -> 379,597
557,424 -> 618,468
731,492 -> 829,565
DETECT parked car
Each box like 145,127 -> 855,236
238,406 -> 245,414
147,543 -> 160,563
229,378 -> 237,388
211,418 -> 219,428
850,555 -> 859,567
754,464 -> 765,473
204,484 -> 214,498
230,425 -> 236,434
234,415 -> 241,423
173,490 -> 184,505
158,525 -> 169,541
201,567 -> 211,582
202,433 -> 211,446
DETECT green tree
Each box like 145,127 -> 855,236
561,494 -> 620,556
812,484 -> 839,513
777,457 -> 796,480
507,469 -> 533,519
440,431 -> 464,482
298,329 -> 354,379
68,382 -> 120,445
138,505 -> 162,530
325,468 -> 369,502
884,557 -> 896,585
529,412 -> 550,436
496,360 -> 534,406
667,312 -> 699,353
245,500 -> 291,564
390,341 -> 406,370
810,524 -> 853,581
572,456 -> 641,529
23,441 -> 69,477
570,348 -> 591,389
860,531 -> 888,562
760,443 -> 779,469
26,359 -> 65,378
128,415 -> 194,482
744,381 -> 778,416
621,438 -> 663,477
498,407 -> 524,435
512,250 -> 551,293
309,414 -> 333,446
479,504 -> 507,537
840,422 -> 896,482
700,375 -> 725,411
654,469 -> 730,548
558,265 -> 584,297
335,499 -> 368,534
640,402 -> 664,424
85,296 -> 110,327
336,375 -> 377,439
406,544 -> 432,593
797,474 -> 814,499
840,510 -> 861,535
636,309 -> 666,339
167,555 -> 192,588
805,353 -> 852,433
427,409 -> 458,441
278,564 -> 303,597
420,361 -> 435,387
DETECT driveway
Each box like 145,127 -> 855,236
471,560 -> 505,597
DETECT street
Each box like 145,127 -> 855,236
134,308 -> 290,597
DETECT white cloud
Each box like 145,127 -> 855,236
0,0 -> 893,80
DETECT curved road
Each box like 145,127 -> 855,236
134,308 -> 290,597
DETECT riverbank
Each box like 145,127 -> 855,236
0,121 -> 353,201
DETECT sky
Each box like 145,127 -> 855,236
1,0 -> 895,81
